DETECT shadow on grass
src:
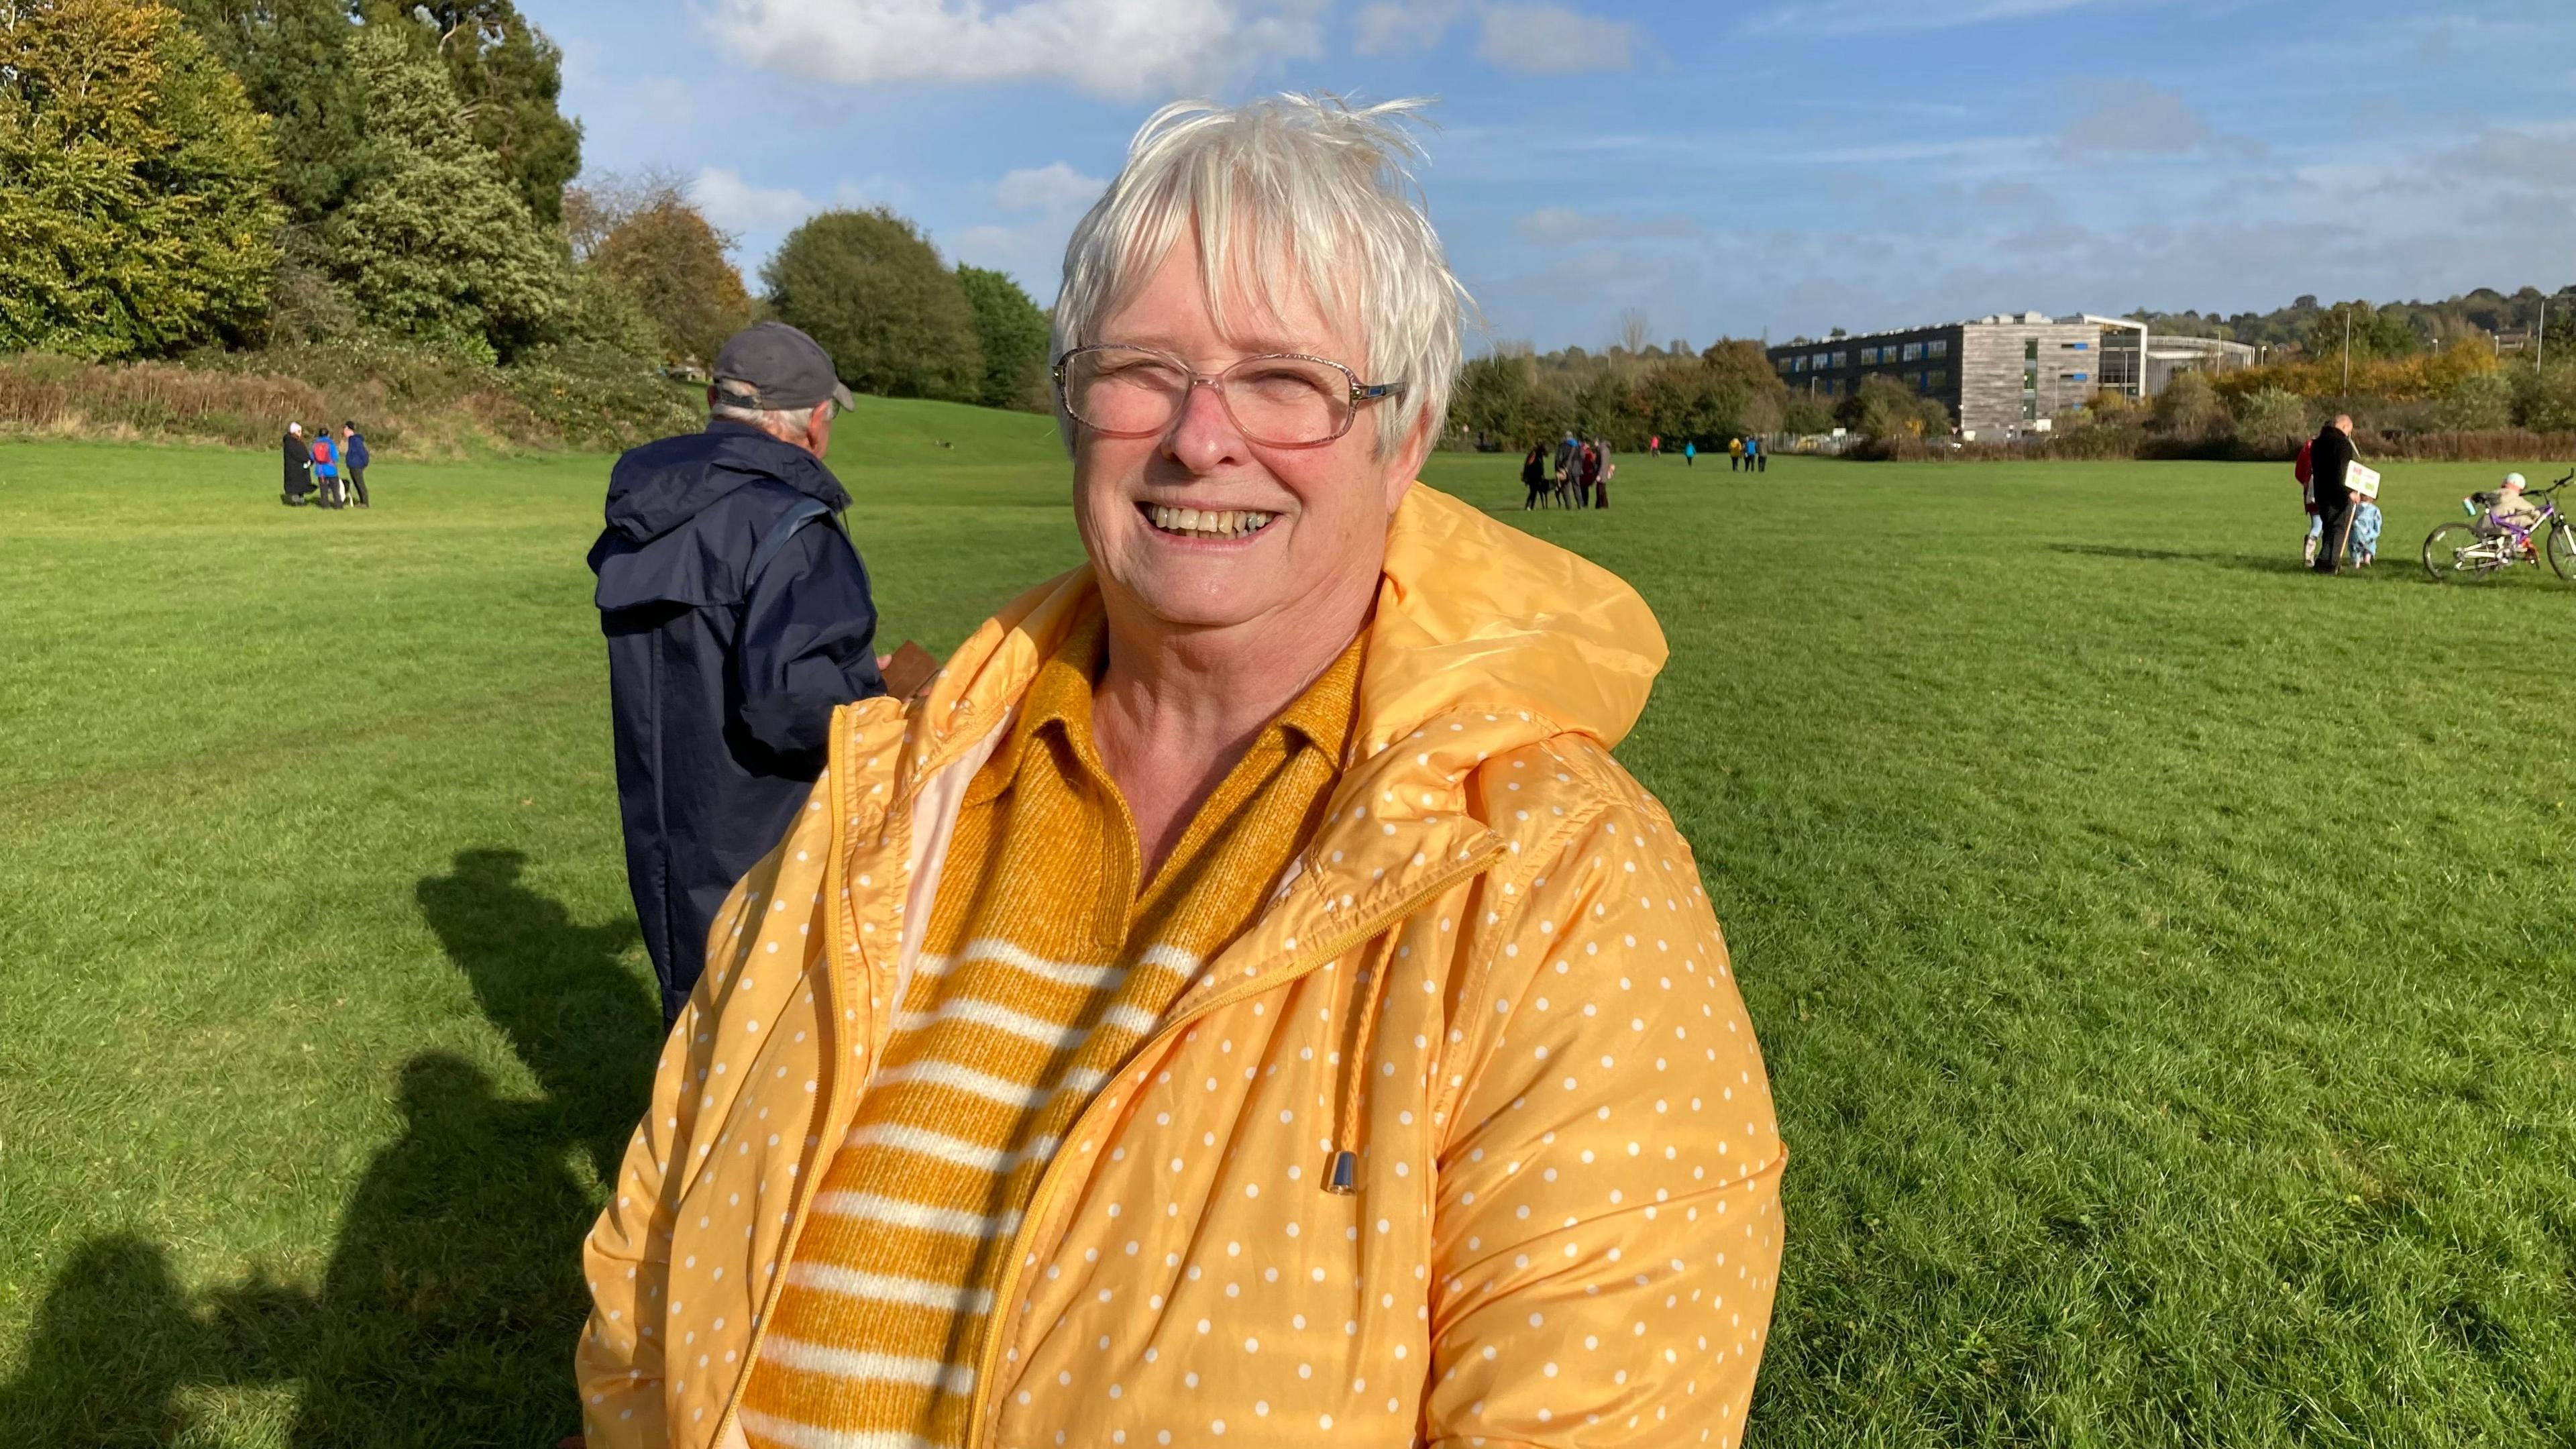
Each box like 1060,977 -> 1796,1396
2044,542 -> 2393,578
0,849 -> 657,1446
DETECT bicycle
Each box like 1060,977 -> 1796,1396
2422,470 -> 2576,583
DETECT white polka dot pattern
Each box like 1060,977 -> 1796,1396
577,491 -> 1788,1449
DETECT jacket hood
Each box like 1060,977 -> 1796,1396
602,421 -> 851,546
908,484 -> 1666,792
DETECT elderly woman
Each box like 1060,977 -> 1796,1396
578,95 -> 1784,1449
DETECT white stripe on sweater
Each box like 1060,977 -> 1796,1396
841,1122 -> 1061,1173
739,1403 -> 962,1448
782,1263 -> 994,1315
807,1191 -> 1021,1238
871,1057 -> 1116,1110
744,1339 -> 973,1390
890,996 -> 1094,1051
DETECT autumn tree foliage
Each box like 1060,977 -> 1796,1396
0,0 -> 283,356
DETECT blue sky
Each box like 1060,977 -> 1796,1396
544,0 -> 2576,352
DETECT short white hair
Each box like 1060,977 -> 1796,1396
710,399 -> 819,432
1053,94 -> 1468,457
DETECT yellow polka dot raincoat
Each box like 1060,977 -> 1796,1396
578,485 -> 1788,1448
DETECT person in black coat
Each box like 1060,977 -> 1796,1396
588,323 -> 887,1022
2309,414 -> 2359,575
1521,443 -> 1549,509
281,423 -> 313,505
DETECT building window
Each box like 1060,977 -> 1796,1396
1901,341 -> 1924,361
1927,369 -> 1949,390
2066,372 -> 2089,382
1831,352 -> 1847,368
1927,339 -> 1949,358
1793,356 -> 1807,372
1776,359 -> 1792,375
2024,339 -> 2039,361
2062,340 -> 2090,351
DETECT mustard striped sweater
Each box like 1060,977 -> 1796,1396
739,613 -> 1360,1448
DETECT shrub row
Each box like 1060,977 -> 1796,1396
0,344 -> 698,456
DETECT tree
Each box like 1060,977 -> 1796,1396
1839,375 -> 1945,441
325,24 -> 564,358
2232,387 -> 2313,450
764,209 -> 980,402
0,0 -> 283,357
168,0 -> 368,225
576,172 -> 754,366
955,265 -> 1051,411
2151,370 -> 2231,439
400,0 -> 581,225
1780,394 -> 1833,435
1617,308 -> 1651,356
1452,353 -> 1534,445
2305,301 -> 2420,364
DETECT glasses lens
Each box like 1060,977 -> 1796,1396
1063,347 -> 1189,435
1224,357 -> 1349,445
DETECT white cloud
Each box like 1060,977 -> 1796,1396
1351,0 -> 1631,72
1515,207 -> 1589,244
691,167 -> 830,233
996,161 -> 1108,213
1353,0 -> 1458,56
1475,1 -> 1636,72
2059,80 -> 2261,159
704,0 -> 1326,100
689,168 -> 910,274
1746,0 -> 2167,37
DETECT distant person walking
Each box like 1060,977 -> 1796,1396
1729,435 -> 1744,472
1682,439 -> 1696,466
1647,433 -> 1661,459
1520,442 -> 1549,509
589,321 -> 888,1023
1745,433 -> 1765,473
1592,439 -> 1613,509
2308,414 -> 2359,575
280,423 -> 313,505
341,423 -> 371,508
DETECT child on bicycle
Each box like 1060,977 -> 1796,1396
2468,472 -> 2545,556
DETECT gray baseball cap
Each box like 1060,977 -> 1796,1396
712,321 -> 857,413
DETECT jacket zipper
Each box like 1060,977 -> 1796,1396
963,834 -> 1505,1449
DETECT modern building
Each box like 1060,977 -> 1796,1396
1769,312 -> 2257,437
2081,317 -> 2258,394
1769,313 -> 2113,437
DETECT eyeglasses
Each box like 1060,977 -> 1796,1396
1053,343 -> 1402,449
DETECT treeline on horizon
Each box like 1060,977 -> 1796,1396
1459,284 -> 2576,460
0,0 -> 1052,453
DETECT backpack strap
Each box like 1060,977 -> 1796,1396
749,497 -> 843,582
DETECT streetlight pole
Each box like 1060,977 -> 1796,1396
2341,309 -> 2352,399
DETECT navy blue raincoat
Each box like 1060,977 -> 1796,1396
588,421 -> 885,1020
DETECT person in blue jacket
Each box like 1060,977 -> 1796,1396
588,322 -> 887,1022
340,422 -> 371,507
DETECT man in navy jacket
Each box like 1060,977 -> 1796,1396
589,323 -> 886,1022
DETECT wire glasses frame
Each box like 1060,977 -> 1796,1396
1052,343 -> 1404,449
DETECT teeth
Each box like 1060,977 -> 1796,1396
1149,505 -> 1274,537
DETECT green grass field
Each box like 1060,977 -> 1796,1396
2,404 -> 2570,1446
